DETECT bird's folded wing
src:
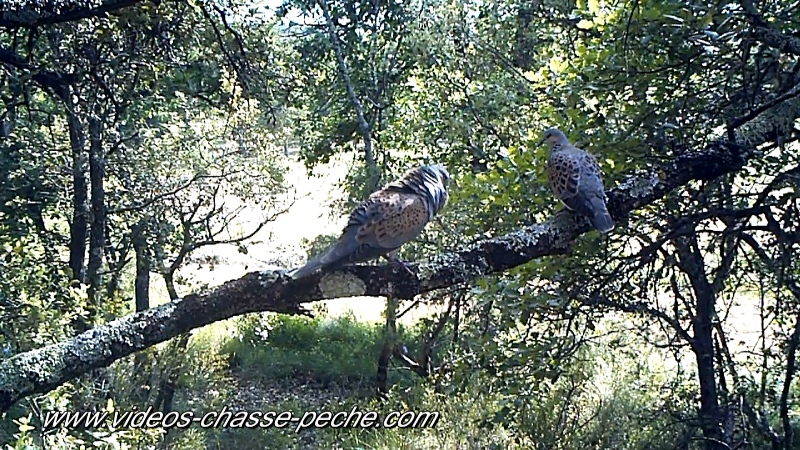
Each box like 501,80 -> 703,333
550,152 -> 583,201
358,192 -> 430,250
581,152 -> 603,179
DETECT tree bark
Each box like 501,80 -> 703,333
87,114 -> 106,322
65,92 -> 88,287
674,232 -> 725,450
0,0 -> 144,29
132,224 -> 151,397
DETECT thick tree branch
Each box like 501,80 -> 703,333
0,45 -> 75,97
0,0 -> 144,29
739,0 -> 800,56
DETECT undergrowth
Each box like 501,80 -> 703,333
8,309 -> 800,450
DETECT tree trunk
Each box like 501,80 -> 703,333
162,271 -> 179,302
65,92 -> 87,286
131,227 -> 152,402
134,234 -> 150,313
86,114 -> 106,325
376,295 -> 399,397
675,234 -> 726,450
692,315 -> 724,449
513,3 -> 534,70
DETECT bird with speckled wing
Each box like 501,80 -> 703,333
289,164 -> 451,280
541,128 -> 615,233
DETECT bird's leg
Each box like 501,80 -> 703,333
384,250 -> 415,276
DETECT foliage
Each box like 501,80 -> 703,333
3,0 -> 800,448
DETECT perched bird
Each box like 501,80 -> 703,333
290,164 -> 451,279
541,128 -> 614,233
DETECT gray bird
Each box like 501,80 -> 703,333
290,164 -> 451,279
541,128 -> 614,233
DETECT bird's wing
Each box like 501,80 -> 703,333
291,168 -> 444,279
548,148 -> 583,209
575,152 -> 615,232
356,191 -> 430,251
319,198 -> 390,267
289,197 -> 388,279
579,151 -> 606,193
315,191 -> 428,268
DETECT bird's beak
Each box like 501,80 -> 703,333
537,137 -> 546,147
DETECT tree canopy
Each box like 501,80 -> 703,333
1,0 -> 800,449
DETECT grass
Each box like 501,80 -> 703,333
221,310 -> 420,389
153,305 -> 521,450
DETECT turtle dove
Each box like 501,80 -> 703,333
542,128 -> 614,233
290,164 -> 451,279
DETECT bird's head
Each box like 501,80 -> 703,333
539,127 -> 569,149
414,164 -> 451,215
426,164 -> 451,189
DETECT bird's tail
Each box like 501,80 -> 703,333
589,197 -> 615,233
289,257 -> 325,280
289,232 -> 363,280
